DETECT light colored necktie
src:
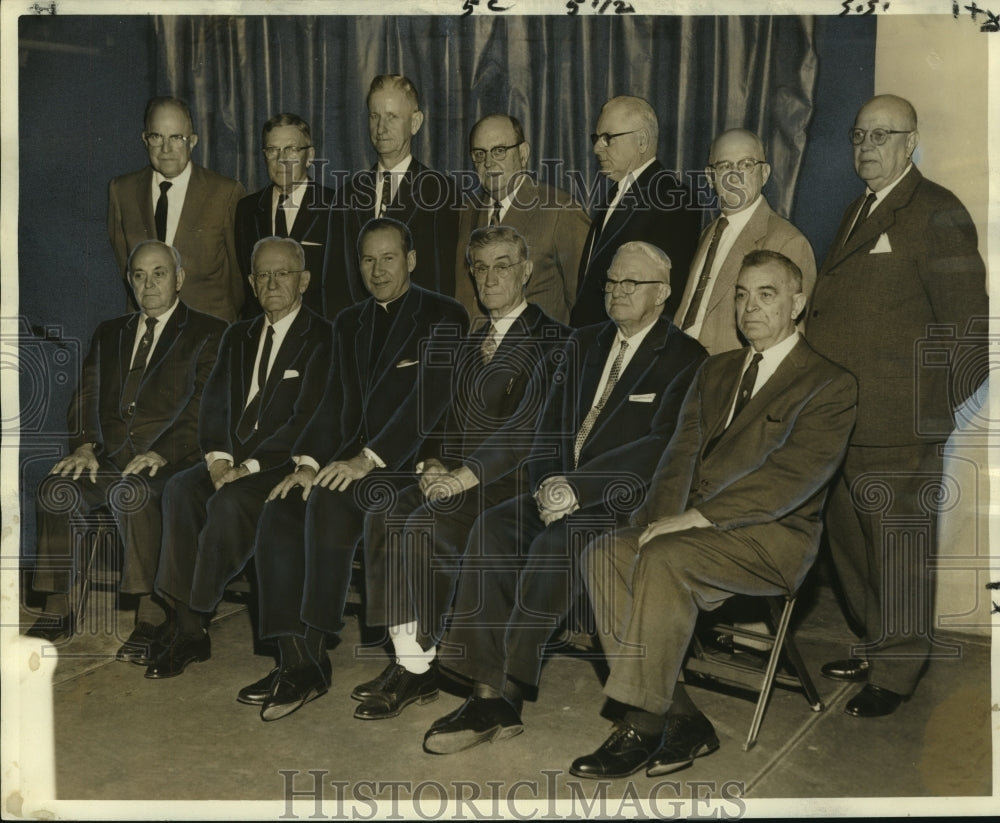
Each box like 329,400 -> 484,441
481,324 -> 499,364
681,216 -> 729,330
573,339 -> 629,467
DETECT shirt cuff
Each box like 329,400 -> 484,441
362,447 -> 385,469
452,464 -> 480,490
240,459 -> 260,475
294,455 -> 320,473
206,451 -> 234,469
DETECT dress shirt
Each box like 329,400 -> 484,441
129,298 -> 180,365
483,300 -> 528,347
584,317 -> 658,416
374,155 -> 413,217
602,156 -> 656,230
491,177 -> 526,224
151,161 -> 192,247
723,331 -> 801,427
272,180 -> 308,234
844,163 -> 914,241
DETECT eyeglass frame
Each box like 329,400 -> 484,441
262,145 -> 313,160
848,128 -> 913,146
590,130 -> 639,148
251,269 -> 306,284
143,132 -> 192,147
470,142 -> 523,164
603,277 -> 663,295
708,158 -> 767,174
470,260 -> 526,280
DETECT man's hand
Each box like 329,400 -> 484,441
535,475 -> 579,526
267,465 -> 318,502
417,458 -> 449,496
638,508 -> 712,548
313,453 -> 376,493
423,465 -> 480,502
50,444 -> 100,483
208,458 -> 234,490
121,450 -> 167,477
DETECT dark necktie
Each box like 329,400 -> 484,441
703,351 -> 763,458
121,316 -> 158,416
275,193 -> 289,237
681,216 -> 729,330
154,181 -> 172,242
236,326 -> 274,442
490,199 -> 502,226
481,324 -> 498,364
574,339 -> 628,467
844,192 -> 877,246
378,172 -> 391,217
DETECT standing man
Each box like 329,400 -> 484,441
25,241 -> 225,657
454,114 -> 590,324
674,128 -> 816,355
108,96 -> 246,322
145,237 -> 333,678
575,251 -> 856,779
571,96 -> 700,328
807,95 -> 987,717
235,113 -> 338,318
330,74 -> 458,314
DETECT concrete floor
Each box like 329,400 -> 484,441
8,580 -> 995,818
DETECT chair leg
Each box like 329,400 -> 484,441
768,597 -> 825,711
744,597 -> 795,751
74,536 -> 100,631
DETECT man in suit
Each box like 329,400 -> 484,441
329,74 -> 458,314
675,129 -> 816,355
144,237 -> 333,678
806,95 -> 987,717
422,241 -> 707,755
235,113 -> 337,318
570,96 -> 700,327
573,250 -> 857,779
108,96 -> 246,322
26,241 -> 226,657
454,114 -> 590,324
240,218 -> 468,721
351,225 -> 569,721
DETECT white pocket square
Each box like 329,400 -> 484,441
629,393 -> 656,403
282,369 -> 300,379
869,233 -> 892,254
396,359 -> 419,369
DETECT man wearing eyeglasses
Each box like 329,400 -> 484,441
570,96 -> 700,328
807,94 -> 987,718
454,114 -> 591,324
235,114 -> 338,319
674,129 -> 816,355
142,236 -> 333,679
422,241 -> 706,755
108,96 -> 246,322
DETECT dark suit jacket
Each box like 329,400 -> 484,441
674,197 -> 817,355
234,182 -> 338,319
571,160 -> 700,328
528,314 -> 707,511
634,336 -> 857,590
108,163 -> 246,322
199,305 -> 333,470
329,157 -> 459,315
454,179 -> 591,324
295,285 -> 469,470
69,302 -> 226,470
807,167 -> 987,446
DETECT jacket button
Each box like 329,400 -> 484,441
811,310 -> 819,318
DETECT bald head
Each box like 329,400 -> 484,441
852,94 -> 919,192
708,129 -> 770,214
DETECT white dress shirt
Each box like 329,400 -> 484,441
151,161 -> 192,246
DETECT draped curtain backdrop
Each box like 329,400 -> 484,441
153,15 -> 817,219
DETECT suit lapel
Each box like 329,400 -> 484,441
174,164 -> 207,243
241,315 -> 266,407
386,158 -> 421,226
260,308 -> 309,410
140,303 -> 185,386
117,313 -> 141,391
576,321 -> 618,422
369,287 -> 420,388
133,168 -> 156,236
355,299 -> 376,389
289,182 -> 322,241
254,185 -> 273,239
704,200 -> 772,318
702,350 -> 748,447
592,161 -> 661,261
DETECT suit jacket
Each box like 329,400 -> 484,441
329,157 -> 459,315
234,182 -> 338,319
454,179 -> 591,324
295,285 -> 470,470
528,314 -> 707,511
199,305 -> 333,470
635,336 -> 858,590
674,197 -> 817,355
807,167 -> 987,446
571,160 -> 700,328
69,302 -> 226,470
107,163 -> 247,322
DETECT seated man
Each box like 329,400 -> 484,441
245,218 -> 469,721
574,250 -> 857,779
353,225 -> 569,720
146,236 -> 333,678
26,240 -> 225,655
421,241 -> 708,754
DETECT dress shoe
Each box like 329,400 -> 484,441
115,621 -> 165,665
645,711 -> 720,776
570,722 -> 665,779
821,657 -> 870,682
351,660 -> 399,701
237,667 -> 279,705
260,661 -> 331,722
354,664 -> 438,720
844,684 -> 904,718
423,696 -> 523,754
144,631 -> 211,679
25,613 -> 75,643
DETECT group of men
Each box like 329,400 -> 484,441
26,74 -> 986,778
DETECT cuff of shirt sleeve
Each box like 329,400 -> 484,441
294,455 -> 320,473
241,459 -> 260,474
362,447 -> 385,469
453,464 -> 480,490
206,451 -> 234,469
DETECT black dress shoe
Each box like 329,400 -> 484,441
570,722 -> 665,779
844,684 -> 904,718
423,696 -> 523,754
354,664 -> 438,720
237,667 -> 279,705
115,621 -> 165,665
351,660 -> 398,701
646,712 -> 720,776
25,613 -> 75,643
144,632 -> 211,679
821,657 -> 870,682
260,661 -> 330,722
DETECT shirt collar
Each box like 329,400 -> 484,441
378,155 -> 413,177
153,160 -> 192,190
867,162 -> 913,203
140,296 -> 180,327
489,300 -> 529,335
265,302 -> 302,334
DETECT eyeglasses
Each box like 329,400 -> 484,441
470,261 -> 524,279
709,158 -> 766,174
263,145 -> 313,159
603,278 -> 662,295
143,133 -> 191,147
470,143 -> 522,163
590,130 -> 638,148
848,128 -> 912,146
252,269 -> 304,284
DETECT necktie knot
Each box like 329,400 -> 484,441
481,324 -> 499,364
159,181 -> 172,195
